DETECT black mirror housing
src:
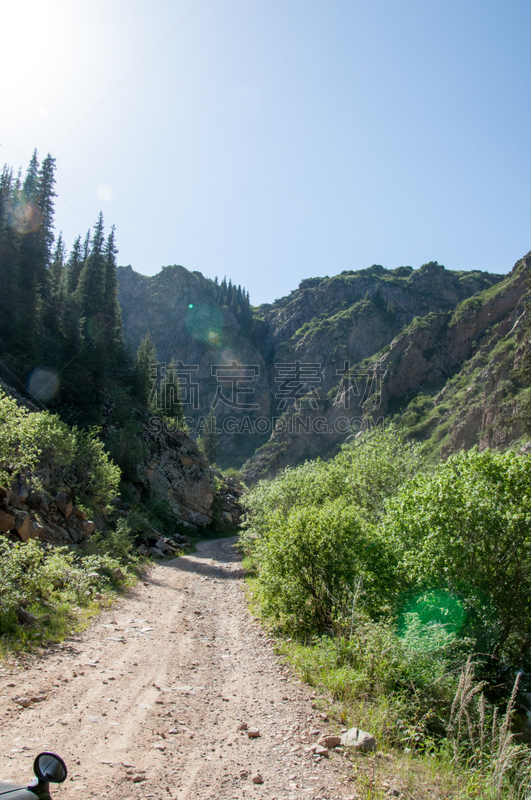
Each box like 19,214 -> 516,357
32,753 -> 67,785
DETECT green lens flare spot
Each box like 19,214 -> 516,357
397,590 -> 465,652
186,303 -> 223,344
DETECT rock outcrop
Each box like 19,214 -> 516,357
117,265 -> 270,468
135,421 -> 214,530
0,485 -> 95,548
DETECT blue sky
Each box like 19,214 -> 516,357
1,0 -> 530,304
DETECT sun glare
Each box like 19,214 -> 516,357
0,0 -> 115,155
1,2 -> 68,91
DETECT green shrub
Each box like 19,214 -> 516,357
246,431 -> 531,793
222,467 -> 246,484
0,538 -> 45,618
89,520 -> 140,564
383,447 -> 531,673
70,426 -> 121,510
242,426 -> 423,556
0,389 -> 120,511
285,613 -> 461,745
255,498 -> 394,635
0,538 -> 135,634
0,391 -> 75,485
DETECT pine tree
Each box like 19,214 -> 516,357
0,166 -> 18,350
103,225 -> 122,347
66,235 -> 84,295
63,240 -> 85,365
13,168 -> 22,195
73,212 -> 109,398
16,151 -> 57,359
75,212 -> 106,321
158,361 -> 184,425
82,229 -> 91,261
48,232 -> 66,330
22,150 -> 39,204
134,331 -> 157,406
36,154 -> 57,272
198,408 -> 218,464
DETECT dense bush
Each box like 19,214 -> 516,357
242,426 -> 422,554
242,428 -> 422,634
247,435 -> 531,674
0,389 -> 120,510
254,499 -> 394,634
0,538 -> 136,635
383,447 -> 531,673
246,430 -> 531,791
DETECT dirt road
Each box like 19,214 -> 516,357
0,537 -> 358,799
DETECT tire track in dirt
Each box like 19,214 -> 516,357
0,537 -> 357,799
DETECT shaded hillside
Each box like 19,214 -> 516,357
118,260 -> 511,474
117,265 -> 270,467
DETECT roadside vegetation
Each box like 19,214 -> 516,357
241,427 -> 531,798
0,390 -> 145,655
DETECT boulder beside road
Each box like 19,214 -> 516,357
340,727 -> 376,752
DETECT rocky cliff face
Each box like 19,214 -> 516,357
376,259 -> 530,460
241,258 -> 529,480
135,420 -> 214,530
257,263 -> 500,394
117,265 -> 270,467
118,258 -> 529,481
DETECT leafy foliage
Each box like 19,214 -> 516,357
246,429 -> 531,790
0,388 -> 120,509
254,499 -> 393,635
242,426 -> 422,552
383,447 -> 531,672
243,428 -> 422,633
0,538 -> 135,630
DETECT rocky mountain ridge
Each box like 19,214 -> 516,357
117,256 -> 529,480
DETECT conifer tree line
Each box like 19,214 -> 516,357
134,332 -> 184,425
214,276 -> 254,334
0,151 -> 141,424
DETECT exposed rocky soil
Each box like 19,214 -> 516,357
0,538 -> 359,800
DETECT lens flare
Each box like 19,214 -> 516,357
186,303 -> 224,345
28,368 -> 60,401
97,185 -> 113,202
86,313 -> 113,340
9,201 -> 43,234
397,590 -> 465,652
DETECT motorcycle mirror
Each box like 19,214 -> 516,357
33,753 -> 68,784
